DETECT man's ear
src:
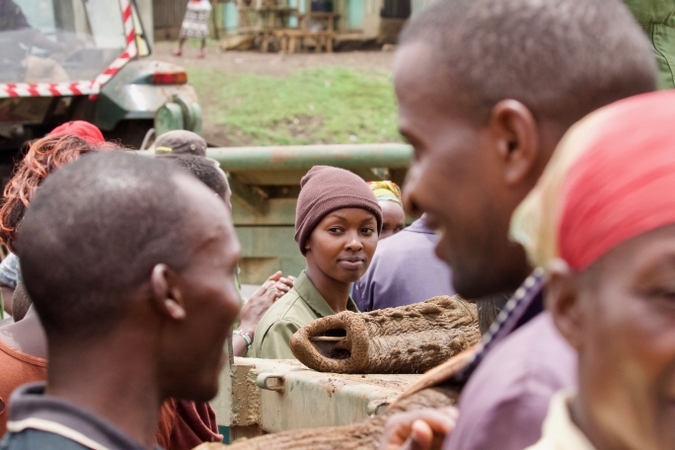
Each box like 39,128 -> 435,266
546,258 -> 583,352
150,264 -> 186,321
489,99 -> 539,186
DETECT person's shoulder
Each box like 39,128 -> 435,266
467,312 -> 576,397
255,318 -> 301,359
259,288 -> 306,324
447,313 -> 577,450
373,224 -> 432,260
0,429 -> 89,450
253,289 -> 306,343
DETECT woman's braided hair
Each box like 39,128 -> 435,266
0,134 -> 114,253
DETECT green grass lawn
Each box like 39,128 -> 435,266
188,65 -> 403,146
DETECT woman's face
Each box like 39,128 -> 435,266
379,201 -> 405,240
305,208 -> 379,284
551,224 -> 675,450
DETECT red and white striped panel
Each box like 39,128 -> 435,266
0,0 -> 137,99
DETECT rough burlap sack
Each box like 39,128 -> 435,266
289,295 -> 480,374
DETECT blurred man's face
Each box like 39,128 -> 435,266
562,224 -> 675,450
159,176 -> 241,402
395,41 -> 530,299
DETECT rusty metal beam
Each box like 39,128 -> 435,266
228,173 -> 269,216
206,143 -> 413,171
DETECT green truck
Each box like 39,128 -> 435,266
0,0 -> 201,159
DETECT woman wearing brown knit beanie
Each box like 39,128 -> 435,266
251,166 -> 383,359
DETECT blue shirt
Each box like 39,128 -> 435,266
352,217 -> 454,311
0,254 -> 21,290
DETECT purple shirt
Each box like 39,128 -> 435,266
352,217 -> 454,311
443,271 -> 577,450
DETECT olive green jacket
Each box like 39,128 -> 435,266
625,0 -> 675,89
252,271 -> 359,359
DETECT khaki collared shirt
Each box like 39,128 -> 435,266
252,271 -> 359,359
526,391 -> 597,450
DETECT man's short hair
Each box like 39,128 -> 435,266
16,153 -> 198,340
400,0 -> 657,122
169,154 -> 229,200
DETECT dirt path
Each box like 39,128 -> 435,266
152,42 -> 398,146
152,42 -> 396,77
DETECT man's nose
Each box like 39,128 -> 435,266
403,164 -> 423,216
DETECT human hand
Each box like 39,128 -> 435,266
379,407 -> 458,450
238,271 -> 295,335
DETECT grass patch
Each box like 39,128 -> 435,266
187,65 -> 402,146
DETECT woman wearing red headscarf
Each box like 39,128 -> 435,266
513,90 -> 675,450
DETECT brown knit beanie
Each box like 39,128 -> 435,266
295,166 -> 383,255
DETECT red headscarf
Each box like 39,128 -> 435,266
49,121 -> 105,145
557,91 -> 675,271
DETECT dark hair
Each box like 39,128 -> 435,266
400,0 -> 657,122
17,152 -> 196,340
0,135 -> 117,253
168,155 -> 229,200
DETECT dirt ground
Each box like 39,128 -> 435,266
152,41 -> 396,77
152,42 -> 398,147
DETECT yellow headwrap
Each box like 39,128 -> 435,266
367,181 -> 403,206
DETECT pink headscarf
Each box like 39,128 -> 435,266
557,90 -> 675,270
510,90 -> 675,271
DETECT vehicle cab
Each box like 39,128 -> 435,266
0,0 -> 200,152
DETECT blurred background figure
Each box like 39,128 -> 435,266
172,0 -> 212,58
0,121 -> 107,318
154,130 -> 295,358
353,214 -> 454,311
0,132 -> 115,439
368,181 -> 405,240
154,130 -> 208,157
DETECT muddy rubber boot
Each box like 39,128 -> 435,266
290,295 -> 481,374
196,386 -> 459,450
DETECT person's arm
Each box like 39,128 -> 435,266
379,407 -> 458,450
232,271 -> 295,357
256,320 -> 300,359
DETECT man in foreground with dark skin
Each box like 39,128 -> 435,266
0,152 -> 241,449
379,0 -> 658,449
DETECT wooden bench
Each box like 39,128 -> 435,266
271,29 -> 335,53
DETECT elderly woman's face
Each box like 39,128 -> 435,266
379,201 -> 405,240
558,224 -> 675,450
